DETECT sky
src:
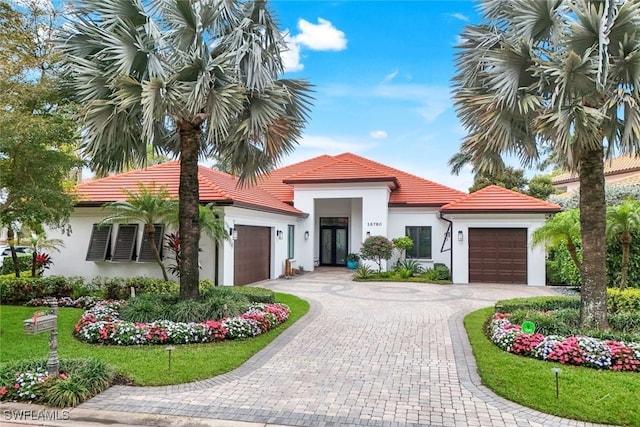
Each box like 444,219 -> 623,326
269,0 -> 481,191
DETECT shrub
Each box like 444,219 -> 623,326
495,296 -> 580,313
229,286 -> 275,303
395,259 -> 424,276
0,275 -> 75,305
0,254 -> 32,275
94,276 -> 178,300
608,288 -> 640,313
433,263 -> 450,280
422,268 -> 441,281
545,259 -> 564,285
360,236 -> 393,272
354,265 -> 374,279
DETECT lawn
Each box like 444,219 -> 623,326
0,292 -> 309,386
465,308 -> 640,427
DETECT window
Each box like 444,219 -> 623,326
86,224 -> 112,261
111,224 -> 138,261
287,224 -> 295,259
406,226 -> 432,259
138,224 -> 165,262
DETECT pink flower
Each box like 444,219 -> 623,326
0,387 -> 7,395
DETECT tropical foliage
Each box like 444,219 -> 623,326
360,236 -> 394,272
60,0 -> 313,300
452,0 -> 640,329
606,198 -> 640,288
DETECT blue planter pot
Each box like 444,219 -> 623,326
346,260 -> 358,269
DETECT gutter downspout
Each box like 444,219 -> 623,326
439,212 -> 454,281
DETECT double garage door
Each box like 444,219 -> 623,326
233,225 -> 271,286
468,228 -> 527,284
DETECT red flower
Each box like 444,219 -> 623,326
14,383 -> 20,389
0,387 -> 7,395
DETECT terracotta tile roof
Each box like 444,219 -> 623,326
283,157 -> 399,187
608,174 -> 640,187
552,154 -> 640,184
440,185 -> 561,213
259,153 -> 465,206
75,161 -> 303,216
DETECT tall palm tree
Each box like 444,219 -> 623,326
453,0 -> 640,329
60,0 -> 312,300
532,210 -> 582,272
606,197 -> 640,289
101,184 -> 177,281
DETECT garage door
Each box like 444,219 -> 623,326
468,228 -> 527,284
234,225 -> 271,285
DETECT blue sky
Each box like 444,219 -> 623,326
270,0 -> 480,191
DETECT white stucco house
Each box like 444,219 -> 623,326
47,153 -> 560,286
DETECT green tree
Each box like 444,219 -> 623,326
392,236 -> 413,263
60,0 -> 313,300
360,236 -> 394,272
606,198 -> 640,289
452,0 -> 640,329
468,166 -> 527,193
0,1 -> 82,277
532,210 -> 582,273
527,175 -> 556,201
101,184 -> 178,281
28,233 -> 65,277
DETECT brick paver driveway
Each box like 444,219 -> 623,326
81,269 -> 607,427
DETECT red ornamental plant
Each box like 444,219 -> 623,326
510,333 -> 545,356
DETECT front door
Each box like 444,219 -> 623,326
319,217 -> 348,266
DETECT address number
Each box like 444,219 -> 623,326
367,222 -> 382,227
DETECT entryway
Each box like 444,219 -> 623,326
319,217 -> 348,266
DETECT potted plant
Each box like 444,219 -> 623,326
346,253 -> 360,269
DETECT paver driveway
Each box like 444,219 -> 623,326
81,270 -> 607,427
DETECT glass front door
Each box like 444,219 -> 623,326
319,217 -> 348,266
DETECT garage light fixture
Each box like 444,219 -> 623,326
229,228 -> 238,240
457,230 -> 464,242
366,231 -> 371,238
276,230 -> 283,239
304,231 -> 309,240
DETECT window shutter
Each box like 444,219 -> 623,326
86,224 -> 112,261
111,224 -> 138,261
138,224 -> 164,262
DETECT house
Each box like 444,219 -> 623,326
47,153 -> 560,286
552,154 -> 640,193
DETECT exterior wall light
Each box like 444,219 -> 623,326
457,230 -> 464,242
276,230 -> 283,239
229,228 -> 238,240
304,231 -> 310,240
366,231 -> 371,238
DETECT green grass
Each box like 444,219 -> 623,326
465,308 -> 640,427
0,293 -> 309,386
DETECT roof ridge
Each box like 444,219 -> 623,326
442,185 -> 560,210
77,160 -> 180,188
285,155 -> 396,180
336,153 -> 465,195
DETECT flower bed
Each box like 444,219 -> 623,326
73,300 -> 290,345
489,313 -> 640,372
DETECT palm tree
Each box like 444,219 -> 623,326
101,184 -> 177,281
60,0 -> 312,300
606,197 -> 640,289
452,0 -> 640,329
28,233 -> 65,277
532,210 -> 582,273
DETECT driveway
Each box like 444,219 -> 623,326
79,270 -> 606,427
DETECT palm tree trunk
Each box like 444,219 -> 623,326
178,121 -> 201,301
620,233 -> 631,289
31,252 -> 37,277
146,224 -> 169,282
578,147 -> 608,330
7,227 -> 20,278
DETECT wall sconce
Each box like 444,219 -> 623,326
276,230 -> 283,240
366,231 -> 371,238
229,228 -> 238,240
304,231 -> 310,240
457,230 -> 464,242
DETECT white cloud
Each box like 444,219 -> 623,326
382,69 -> 399,84
451,13 -> 469,22
373,84 -> 452,123
294,18 -> 347,51
281,34 -> 304,72
282,17 -> 347,73
369,130 -> 388,139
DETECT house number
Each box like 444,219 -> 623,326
367,222 -> 382,227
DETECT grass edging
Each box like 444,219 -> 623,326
464,307 -> 640,427
0,292 -> 309,387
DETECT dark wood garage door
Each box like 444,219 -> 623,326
468,228 -> 527,284
234,225 -> 271,285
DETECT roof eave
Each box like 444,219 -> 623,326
439,208 -> 561,214
283,177 -> 398,188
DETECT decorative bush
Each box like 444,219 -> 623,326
360,235 -> 393,272
0,276 -> 78,305
488,313 -> 640,372
73,300 -> 290,345
0,358 -> 114,407
0,254 -> 32,275
433,263 -> 450,280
